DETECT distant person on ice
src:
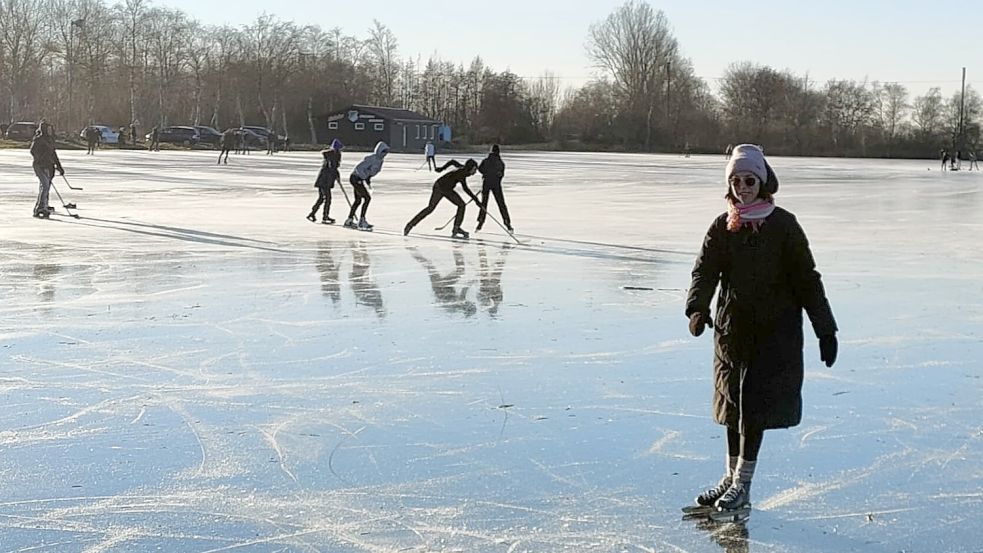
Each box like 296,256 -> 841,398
218,129 -> 235,164
85,126 -> 99,155
941,149 -> 949,171
403,158 -> 482,239
424,140 -> 436,171
30,122 -> 65,219
344,141 -> 389,230
476,144 -> 513,233
308,138 -> 343,224
970,151 -> 979,171
149,126 -> 160,151
685,144 -> 838,519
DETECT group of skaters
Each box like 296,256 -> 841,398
306,139 -> 513,239
940,148 -> 980,171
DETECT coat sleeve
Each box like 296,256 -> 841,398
685,218 -> 724,318
785,217 -> 838,337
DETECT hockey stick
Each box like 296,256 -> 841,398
434,198 -> 475,230
50,181 -> 80,218
472,198 -> 520,245
336,177 -> 352,208
61,175 -> 83,191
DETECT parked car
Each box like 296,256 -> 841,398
79,125 -> 120,144
146,126 -> 200,146
4,121 -> 40,141
223,127 -> 266,148
194,126 -> 223,147
243,125 -> 286,148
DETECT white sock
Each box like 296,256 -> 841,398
735,458 -> 756,486
727,455 -> 739,479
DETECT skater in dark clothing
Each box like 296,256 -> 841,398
685,144 -> 838,520
941,149 -> 949,171
218,129 -> 235,164
149,126 -> 160,151
344,141 -> 389,230
970,151 -> 979,171
117,126 -> 127,147
403,158 -> 481,239
85,126 -> 99,155
476,144 -> 513,233
308,138 -> 343,224
130,123 -> 138,145
266,131 -> 276,155
30,123 -> 65,218
425,140 -> 436,171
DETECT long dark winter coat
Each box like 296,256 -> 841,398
315,149 -> 341,189
686,207 -> 837,432
478,152 -> 505,184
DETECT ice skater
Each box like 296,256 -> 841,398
970,151 -> 979,170
476,144 -> 513,233
684,144 -> 838,521
218,128 -> 235,164
941,149 -> 949,171
149,126 -> 160,151
424,140 -> 436,171
30,123 -> 65,219
403,159 -> 481,239
344,141 -> 389,230
308,138 -> 343,224
85,126 -> 99,155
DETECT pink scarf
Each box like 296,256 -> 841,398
727,199 -> 775,232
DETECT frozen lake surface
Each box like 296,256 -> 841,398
1,149 -> 981,552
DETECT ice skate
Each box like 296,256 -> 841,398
343,217 -> 356,228
451,227 -> 469,240
357,217 -> 374,231
475,221 -> 484,232
322,217 -> 336,225
709,481 -> 751,523
403,222 -> 413,236
306,212 -> 316,222
682,475 -> 732,516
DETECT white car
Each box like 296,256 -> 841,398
80,125 -> 120,144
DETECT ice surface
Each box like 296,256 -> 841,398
1,149 -> 981,551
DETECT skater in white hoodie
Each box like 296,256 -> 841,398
345,141 -> 389,230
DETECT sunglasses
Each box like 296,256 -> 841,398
729,175 -> 760,188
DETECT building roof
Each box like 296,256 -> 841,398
329,105 -> 441,124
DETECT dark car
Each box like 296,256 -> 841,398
194,126 -> 222,147
4,121 -> 40,141
243,125 -> 286,148
224,127 -> 266,148
146,126 -> 200,146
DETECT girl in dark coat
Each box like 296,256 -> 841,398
308,139 -> 343,224
685,144 -> 838,517
476,144 -> 513,232
403,159 -> 481,239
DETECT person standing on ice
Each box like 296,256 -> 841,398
424,140 -> 436,171
218,129 -> 235,165
30,122 -> 65,219
403,159 -> 482,239
685,144 -> 838,518
308,138 -> 343,224
940,149 -> 949,171
476,144 -> 513,233
344,141 -> 389,230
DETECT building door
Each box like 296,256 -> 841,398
402,125 -> 407,149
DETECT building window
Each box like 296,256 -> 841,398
328,121 -> 338,130
354,122 -> 365,131
415,125 -> 420,139
430,126 -> 436,139
374,123 -> 384,131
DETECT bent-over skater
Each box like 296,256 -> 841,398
403,159 -> 481,239
30,123 -> 65,219
344,141 -> 389,230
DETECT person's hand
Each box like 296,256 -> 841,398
688,312 -> 712,337
57,167 -> 65,176
819,334 -> 838,367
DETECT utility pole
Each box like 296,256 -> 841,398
958,67 -> 966,152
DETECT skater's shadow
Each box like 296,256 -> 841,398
690,517 -> 749,553
349,241 -> 386,319
33,262 -> 62,305
315,241 -> 342,305
410,245 -> 477,318
68,216 -> 285,253
477,244 -> 512,318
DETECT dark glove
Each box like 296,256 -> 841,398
688,312 -> 712,337
819,334 -> 838,367
57,167 -> 65,176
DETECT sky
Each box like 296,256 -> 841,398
157,0 -> 977,98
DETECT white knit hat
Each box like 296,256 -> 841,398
726,144 -> 768,183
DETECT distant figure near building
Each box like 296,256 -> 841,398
425,140 -> 436,171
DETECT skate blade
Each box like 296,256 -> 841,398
681,505 -> 713,516
707,506 -> 751,523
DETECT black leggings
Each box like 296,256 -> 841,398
348,175 -> 371,219
407,185 -> 466,230
311,187 -> 331,219
477,181 -> 511,227
727,427 -> 764,461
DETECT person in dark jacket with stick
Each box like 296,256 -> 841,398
30,122 -> 65,219
308,138 -> 343,224
404,159 -> 481,239
476,144 -> 513,232
685,144 -> 838,519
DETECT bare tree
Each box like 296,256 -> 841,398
367,20 -> 398,106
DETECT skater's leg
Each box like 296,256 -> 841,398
491,183 -> 512,229
476,184 -> 490,228
715,427 -> 763,511
447,190 -> 466,230
359,192 -> 371,220
322,189 -> 333,221
348,184 -> 364,220
406,188 -> 443,230
33,167 -> 52,216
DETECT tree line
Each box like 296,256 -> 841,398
1,0 -> 973,157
